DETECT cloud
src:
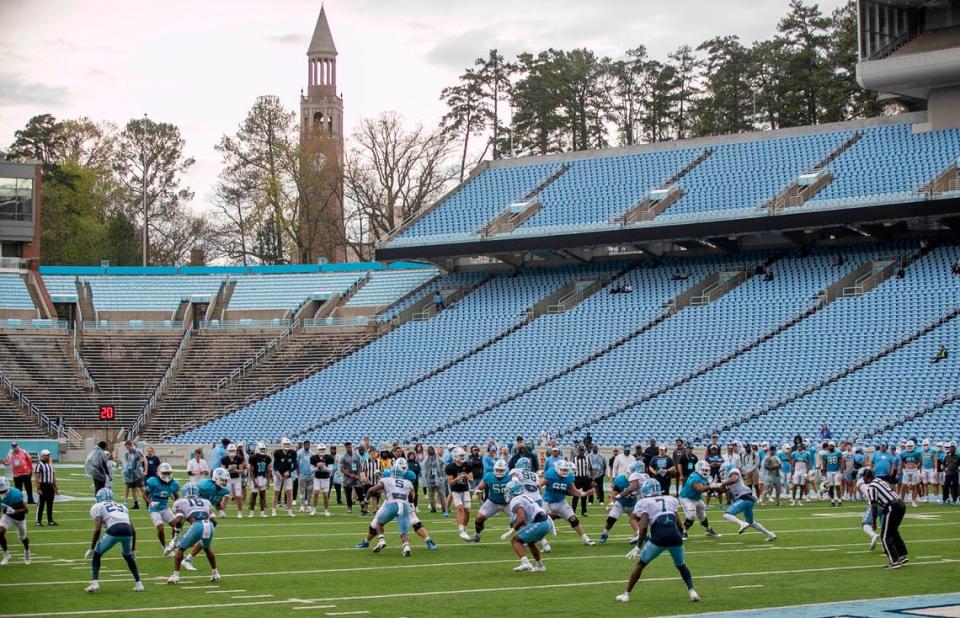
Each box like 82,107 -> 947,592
44,38 -> 118,54
264,32 -> 307,46
424,26 -> 521,71
85,68 -> 118,81
0,73 -> 70,107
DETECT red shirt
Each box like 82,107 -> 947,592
6,449 -> 32,476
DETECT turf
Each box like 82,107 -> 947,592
2,466 -> 959,617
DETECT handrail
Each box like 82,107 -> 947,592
71,326 -> 97,390
0,367 -> 72,439
129,326 -> 193,438
214,320 -> 301,391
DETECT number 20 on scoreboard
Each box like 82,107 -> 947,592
98,405 -> 115,421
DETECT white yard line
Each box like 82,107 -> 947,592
730,584 -> 764,589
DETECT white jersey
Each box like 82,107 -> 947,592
508,493 -> 546,525
623,471 -> 649,498
724,469 -> 751,500
382,475 -> 412,505
510,469 -> 542,502
89,501 -> 131,529
856,477 -> 870,500
173,496 -> 213,521
632,494 -> 680,523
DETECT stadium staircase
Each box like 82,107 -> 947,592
22,271 -> 54,320
410,265 -> 757,442
78,280 -> 96,323
767,133 -> 862,212
924,160 -> 960,195
618,149 -> 712,224
702,306 -> 960,443
481,164 -> 571,235
207,279 -> 236,322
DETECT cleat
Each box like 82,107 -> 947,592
248,511 -> 255,518
513,561 -> 533,572
540,541 -> 552,554
426,539 -> 438,551
681,531 -> 688,541
704,528 -> 721,537
299,505 -> 305,513
260,512 -> 268,518
599,532 -> 609,544
218,510 -> 226,518
689,589 -> 700,602
133,581 -> 144,592
766,533 -> 777,542
582,536 -> 596,546
442,511 -> 449,517
870,534 -> 879,551
85,581 -> 100,593
458,530 -> 473,542
271,508 -> 277,517
737,523 -> 749,535
167,573 -> 180,584
401,543 -> 411,557
182,559 -> 197,572
373,538 -> 387,553
885,562 -> 902,569
323,510 -> 330,517
237,512 -> 243,519
210,571 -> 220,583
356,540 -> 370,549
288,509 -> 294,517
469,534 -> 481,543
532,562 -> 546,572
23,550 -> 31,565
616,592 -> 630,603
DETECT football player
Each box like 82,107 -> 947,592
356,459 -> 438,553
821,441 -> 843,506
167,489 -> 219,584
617,479 -> 699,603
715,467 -> 776,541
509,458 -> 553,552
470,458 -> 511,542
272,437 -> 297,517
790,441 -> 810,505
920,439 -> 938,503
678,461 -> 720,539
446,447 -> 474,541
144,462 -> 180,552
247,442 -> 272,517
84,488 -> 142,592
180,468 -> 230,572
899,440 -> 922,507
310,443 -> 335,516
540,459 -> 596,546
501,480 -> 550,573
0,477 -> 30,565
599,467 -> 640,544
220,444 -> 246,518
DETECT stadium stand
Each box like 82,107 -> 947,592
0,273 -> 35,310
228,272 -> 363,312
342,268 -> 438,308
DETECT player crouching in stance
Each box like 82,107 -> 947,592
679,461 -> 720,540
144,463 -> 180,553
0,477 -> 30,566
501,480 -> 550,572
84,488 -> 142,592
715,467 -> 776,541
470,458 -> 511,542
178,469 -> 230,571
617,479 -> 699,603
356,459 -> 437,555
540,459 -> 596,546
599,470 -> 640,544
167,485 -> 220,584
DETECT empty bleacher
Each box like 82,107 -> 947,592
0,274 -> 34,310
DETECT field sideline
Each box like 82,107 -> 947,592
2,466 -> 958,617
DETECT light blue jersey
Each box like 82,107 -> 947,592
921,448 -> 937,470
1,488 -> 24,516
297,450 -> 314,477
145,477 -> 180,513
612,475 -> 637,509
777,451 -> 792,474
899,448 -> 921,467
872,452 -> 892,477
542,469 -> 574,503
679,472 -> 709,501
482,472 -> 511,505
198,479 -> 230,505
821,451 -> 842,473
382,469 -> 417,483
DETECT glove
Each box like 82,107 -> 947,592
625,546 -> 640,560
2,505 -> 14,515
84,548 -> 94,560
149,502 -> 159,509
499,528 -> 514,541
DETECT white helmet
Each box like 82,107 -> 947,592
158,462 -> 173,481
827,441 -> 836,448
316,443 -> 327,453
724,466 -> 740,480
227,444 -> 237,453
922,439 -> 931,447
212,468 -> 230,488
555,459 -> 574,476
393,457 -> 408,477
760,441 -> 769,450
802,438 -> 810,447
280,437 -> 292,451
0,477 -> 9,496
695,461 -> 710,476
906,440 -> 916,450
452,447 -> 466,464
782,443 -> 792,451
493,458 -> 509,478
256,441 -> 267,454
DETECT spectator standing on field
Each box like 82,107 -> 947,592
5,442 -> 34,504
121,441 -> 146,509
144,447 -> 161,482
942,442 -> 958,504
422,446 -> 448,515
85,441 -> 112,494
589,445 -> 606,503
339,442 -> 364,515
186,449 -> 209,484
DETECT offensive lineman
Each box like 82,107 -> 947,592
617,479 -> 699,603
84,488 -> 143,592
821,441 -> 843,506
470,458 -> 512,542
540,459 -> 596,546
502,480 -> 551,573
0,476 -> 30,565
678,461 -> 721,539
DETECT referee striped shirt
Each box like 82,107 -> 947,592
867,478 -> 900,510
574,456 -> 591,478
34,461 -> 55,485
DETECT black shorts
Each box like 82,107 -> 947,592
125,479 -> 144,489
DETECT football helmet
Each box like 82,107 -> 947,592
0,477 -> 9,497
629,461 -> 645,475
95,487 -> 114,503
256,441 -> 267,454
555,459 -> 574,476
906,440 -> 916,450
504,480 -> 523,499
280,437 -> 292,451
640,478 -> 661,498
922,439 -> 931,447
158,462 -> 174,481
827,441 -> 836,449
316,443 -> 327,453
514,457 -> 532,471
226,444 -> 237,453
181,483 -> 200,498
212,468 -> 230,488
393,458 -> 409,478
493,458 -> 509,478
452,447 -> 466,464
694,461 -> 710,477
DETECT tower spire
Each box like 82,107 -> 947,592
308,6 -> 337,56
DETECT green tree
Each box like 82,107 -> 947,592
774,0 -> 834,126
604,47 -> 647,146
475,50 -> 514,160
694,36 -> 755,136
668,45 -> 699,140
440,68 -> 487,182
510,51 -> 566,155
827,0 -> 881,119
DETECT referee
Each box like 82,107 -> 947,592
33,449 -> 58,526
863,468 -> 907,568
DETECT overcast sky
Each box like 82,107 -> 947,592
1,0 -> 847,213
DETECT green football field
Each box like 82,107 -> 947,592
2,466 -> 959,617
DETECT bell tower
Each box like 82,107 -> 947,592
301,6 -> 343,141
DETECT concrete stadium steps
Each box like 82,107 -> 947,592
0,333 -> 98,427
0,396 -> 49,439
79,330 -> 183,423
